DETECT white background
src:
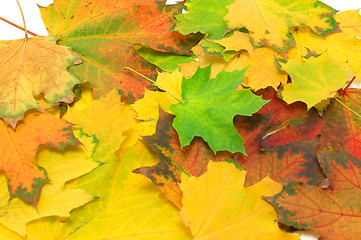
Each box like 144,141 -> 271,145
0,0 -> 360,239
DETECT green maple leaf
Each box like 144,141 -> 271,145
174,0 -> 233,39
170,66 -> 268,154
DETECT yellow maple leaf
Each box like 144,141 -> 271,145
213,30 -> 254,52
0,36 -> 82,128
179,160 -> 299,240
65,89 -> 138,158
224,0 -> 338,51
244,47 -> 288,90
17,140 -> 192,240
288,12 -> 361,79
0,129 -> 98,237
132,69 -> 183,136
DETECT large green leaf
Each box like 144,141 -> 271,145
170,66 -> 268,153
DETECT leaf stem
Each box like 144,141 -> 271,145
0,16 -> 38,36
124,67 -> 184,103
335,97 -> 361,119
344,76 -> 356,91
15,0 -> 28,38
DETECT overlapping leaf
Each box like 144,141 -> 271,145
224,0 -> 338,51
279,54 -> 349,108
135,108 -> 215,208
257,88 -> 324,149
132,69 -> 183,136
40,0 -> 201,101
288,10 -> 361,78
234,114 -> 325,187
171,65 -> 268,153
179,160 -> 299,239
174,0 -> 233,39
269,148 -> 361,240
0,129 -> 98,237
22,141 -> 193,239
0,111 -> 76,204
0,36 -> 81,127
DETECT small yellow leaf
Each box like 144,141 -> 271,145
179,160 -> 299,240
244,47 -> 288,90
132,69 -> 183,136
214,31 -> 254,52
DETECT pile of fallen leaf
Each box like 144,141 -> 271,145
0,0 -> 360,239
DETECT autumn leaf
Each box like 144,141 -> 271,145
0,36 -> 81,128
288,10 -> 361,78
21,140 -> 192,240
134,108 -> 216,208
0,111 -> 76,205
170,65 -> 268,153
244,46 -> 288,90
65,89 -> 138,160
132,69 -> 183,136
174,0 -> 233,39
179,160 -> 299,240
40,0 -> 201,101
268,148 -> 361,240
0,129 -> 98,237
233,113 -> 325,186
135,45 -> 196,73
256,88 -> 324,149
224,0 -> 338,51
319,88 -> 361,160
213,30 -> 254,53
279,54 -> 349,108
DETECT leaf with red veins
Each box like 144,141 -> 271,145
40,0 -> 202,101
235,114 -> 324,187
269,148 -> 361,240
319,88 -> 361,159
0,112 -> 76,206
134,107 -> 215,208
140,107 -> 214,179
255,88 -> 323,149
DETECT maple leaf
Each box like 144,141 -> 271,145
319,88 -> 361,160
65,89 -> 138,160
279,54 -> 349,108
268,148 -> 361,240
244,46 -> 288,90
225,0 -> 338,51
0,111 -> 76,205
40,0 -> 201,101
0,36 -> 81,128
288,10 -> 361,78
0,129 -> 98,236
134,108 -> 215,208
174,0 -> 233,39
21,141 -> 193,239
234,113 -> 325,187
132,69 -> 183,136
213,30 -> 254,53
179,160 -> 299,240
170,65 -> 268,153
256,88 -> 324,149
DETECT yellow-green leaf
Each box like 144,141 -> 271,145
224,0 -> 338,51
279,54 -> 350,108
